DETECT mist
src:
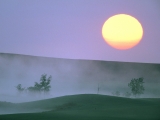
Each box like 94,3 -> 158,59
0,53 -> 160,103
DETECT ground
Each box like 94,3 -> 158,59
0,94 -> 160,120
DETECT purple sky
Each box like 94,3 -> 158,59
0,0 -> 160,63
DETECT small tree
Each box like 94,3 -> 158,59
16,84 -> 25,93
39,74 -> 51,94
27,83 -> 41,94
27,86 -> 36,92
27,74 -> 52,95
34,82 -> 42,93
128,77 -> 145,97
27,86 -> 36,93
16,74 -> 52,97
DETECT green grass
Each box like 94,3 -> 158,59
0,94 -> 160,120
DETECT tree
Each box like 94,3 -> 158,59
39,74 -> 52,94
16,74 -> 52,97
34,82 -> 42,93
128,77 -> 145,97
16,84 -> 25,93
27,86 -> 36,93
27,74 -> 52,95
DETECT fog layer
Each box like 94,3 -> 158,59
0,53 -> 160,103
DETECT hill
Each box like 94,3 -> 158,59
0,94 -> 160,120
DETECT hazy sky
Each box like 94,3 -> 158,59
0,0 -> 160,63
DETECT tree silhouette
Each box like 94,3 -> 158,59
16,84 -> 25,94
128,77 -> 145,97
39,74 -> 51,94
27,86 -> 36,93
27,74 -> 52,95
16,74 -> 52,96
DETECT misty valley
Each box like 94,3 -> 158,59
0,53 -> 160,120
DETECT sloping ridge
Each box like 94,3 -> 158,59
12,94 -> 160,112
0,94 -> 160,120
17,94 -> 160,110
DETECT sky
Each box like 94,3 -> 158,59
0,0 -> 160,63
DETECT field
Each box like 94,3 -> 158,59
0,94 -> 160,120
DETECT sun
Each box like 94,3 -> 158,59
102,14 -> 143,50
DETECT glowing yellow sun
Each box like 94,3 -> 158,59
102,14 -> 143,50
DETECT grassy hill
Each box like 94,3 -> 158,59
0,94 -> 160,120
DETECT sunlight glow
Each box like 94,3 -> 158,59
102,14 -> 143,50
